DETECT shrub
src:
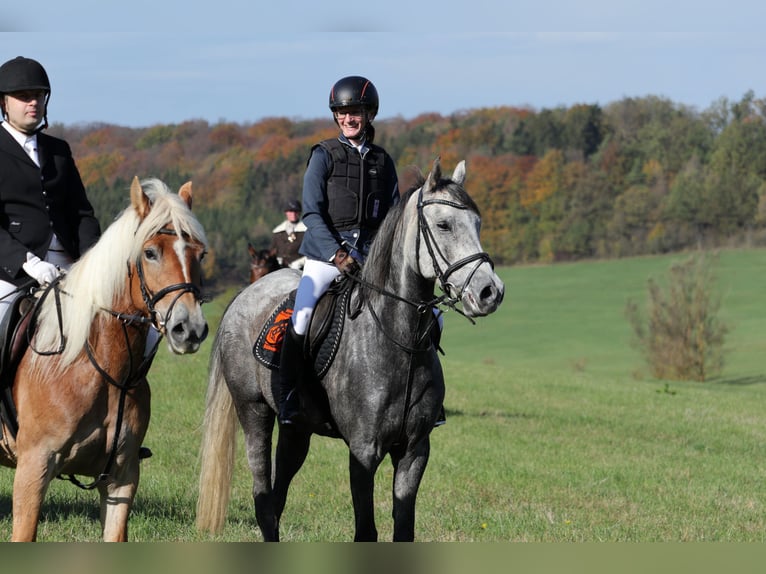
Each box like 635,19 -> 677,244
625,252 -> 728,381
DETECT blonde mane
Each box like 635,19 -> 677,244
31,179 -> 208,367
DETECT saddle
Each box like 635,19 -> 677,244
253,275 -> 355,377
0,293 -> 37,439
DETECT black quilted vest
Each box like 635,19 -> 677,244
315,138 -> 395,232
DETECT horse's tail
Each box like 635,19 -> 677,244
196,333 -> 237,535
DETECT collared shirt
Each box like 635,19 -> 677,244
1,120 -> 38,164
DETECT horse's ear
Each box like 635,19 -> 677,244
424,156 -> 442,193
179,181 -> 193,210
247,242 -> 256,257
452,160 -> 466,186
130,176 -> 152,219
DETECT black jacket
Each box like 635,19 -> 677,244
0,126 -> 101,285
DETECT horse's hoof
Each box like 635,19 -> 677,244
139,446 -> 153,460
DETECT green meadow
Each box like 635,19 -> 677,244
2,248 -> 766,541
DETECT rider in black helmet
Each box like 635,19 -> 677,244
0,55 -> 101,305
269,198 -> 307,270
0,56 -> 154,459
276,75 -> 399,425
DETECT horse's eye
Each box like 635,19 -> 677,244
144,247 -> 158,261
437,221 -> 452,231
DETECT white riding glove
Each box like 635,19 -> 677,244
22,253 -> 60,285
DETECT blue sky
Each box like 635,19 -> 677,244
2,2 -> 765,127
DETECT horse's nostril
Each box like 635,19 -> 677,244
480,285 -> 494,301
172,322 -> 186,335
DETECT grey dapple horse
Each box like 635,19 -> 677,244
196,158 -> 504,541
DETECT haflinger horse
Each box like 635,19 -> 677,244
247,244 -> 281,283
196,158 -> 505,541
0,177 -> 208,541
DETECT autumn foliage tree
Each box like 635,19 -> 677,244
45,91 -> 766,284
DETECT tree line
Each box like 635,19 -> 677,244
49,90 -> 766,284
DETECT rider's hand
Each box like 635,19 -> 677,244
22,253 -> 60,285
333,248 -> 360,275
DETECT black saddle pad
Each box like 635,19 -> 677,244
253,293 -> 296,370
253,278 -> 354,378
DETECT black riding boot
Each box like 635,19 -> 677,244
278,323 -> 306,425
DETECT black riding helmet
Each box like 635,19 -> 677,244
284,199 -> 302,212
329,76 -> 379,117
0,56 -> 51,95
0,56 -> 51,129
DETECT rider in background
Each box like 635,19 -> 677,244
0,56 -> 100,328
269,198 -> 307,270
278,75 -> 399,425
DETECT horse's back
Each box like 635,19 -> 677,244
223,268 -> 300,335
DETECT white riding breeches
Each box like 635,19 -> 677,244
291,258 -> 341,336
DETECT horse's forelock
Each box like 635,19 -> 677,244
131,180 -> 208,259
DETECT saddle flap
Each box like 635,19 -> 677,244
1,294 -> 35,382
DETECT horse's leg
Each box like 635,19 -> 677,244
97,461 -> 140,542
11,451 -> 55,541
237,400 -> 281,541
271,425 -> 311,539
348,450 -> 382,542
389,437 -> 431,542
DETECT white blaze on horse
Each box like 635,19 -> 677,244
196,158 -> 504,541
0,177 -> 208,542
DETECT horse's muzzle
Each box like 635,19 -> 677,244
461,270 -> 505,318
165,304 -> 209,354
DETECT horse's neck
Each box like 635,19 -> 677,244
369,265 -> 435,326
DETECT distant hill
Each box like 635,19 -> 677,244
49,92 -> 766,284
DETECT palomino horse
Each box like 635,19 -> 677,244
247,244 -> 281,283
196,158 -> 505,541
0,177 -> 208,541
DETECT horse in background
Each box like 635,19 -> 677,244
248,243 -> 281,283
0,177 -> 208,541
196,158 -> 505,541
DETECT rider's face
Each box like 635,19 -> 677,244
334,107 -> 371,143
2,90 -> 46,134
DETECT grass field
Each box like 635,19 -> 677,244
2,247 -> 766,542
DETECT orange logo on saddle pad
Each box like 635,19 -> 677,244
263,308 -> 293,352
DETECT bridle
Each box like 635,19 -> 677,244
132,227 -> 204,334
350,183 -> 495,353
415,185 -> 494,314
